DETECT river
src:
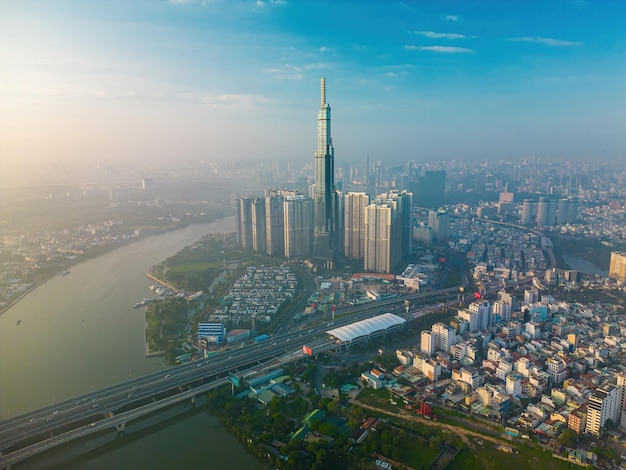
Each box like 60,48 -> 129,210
0,217 -> 264,470
563,254 -> 609,278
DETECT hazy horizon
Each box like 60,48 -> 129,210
2,0 -> 625,181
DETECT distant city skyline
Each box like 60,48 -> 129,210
1,0 -> 625,179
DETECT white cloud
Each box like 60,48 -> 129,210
413,31 -> 465,39
200,93 -> 270,108
405,45 -> 473,53
262,62 -> 328,80
508,36 -> 582,46
446,15 -> 458,21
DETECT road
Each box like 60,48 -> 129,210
0,280 -> 531,468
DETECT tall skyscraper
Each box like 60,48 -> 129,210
428,209 -> 450,244
312,77 -> 338,268
265,194 -> 285,256
251,197 -> 266,252
363,202 -> 395,273
413,170 -> 446,208
521,199 -> 534,225
344,192 -> 370,260
236,197 -> 254,249
284,195 -> 313,260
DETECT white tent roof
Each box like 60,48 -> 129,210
326,313 -> 406,343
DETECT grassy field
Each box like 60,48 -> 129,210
167,262 -> 222,273
396,440 -> 438,469
357,388 -> 583,470
448,444 -> 581,470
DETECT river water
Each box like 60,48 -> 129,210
0,216 -> 264,469
563,254 -> 609,278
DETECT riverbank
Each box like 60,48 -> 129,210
0,216 -> 233,318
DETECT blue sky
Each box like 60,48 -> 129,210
1,0 -> 624,173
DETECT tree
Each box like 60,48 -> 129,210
557,428 -> 578,447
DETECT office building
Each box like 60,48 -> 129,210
198,322 -> 226,345
284,195 -> 313,259
609,252 -> 626,283
344,192 -> 369,260
312,77 -> 338,267
413,170 -> 446,208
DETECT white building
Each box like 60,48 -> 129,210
422,358 -> 441,382
547,357 -> 567,386
524,289 -> 539,306
450,342 -> 467,361
506,374 -> 522,397
496,361 -> 513,381
468,301 -> 492,329
586,383 -> 621,435
432,322 -> 456,353
493,300 -> 512,323
458,309 -> 480,332
459,366 -> 481,391
420,330 -> 435,356
525,321 -> 541,339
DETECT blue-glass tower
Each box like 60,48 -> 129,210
312,77 -> 338,268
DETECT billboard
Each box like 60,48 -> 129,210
302,345 -> 313,356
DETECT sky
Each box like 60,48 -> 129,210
1,0 -> 625,176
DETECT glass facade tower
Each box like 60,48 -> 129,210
312,77 -> 338,267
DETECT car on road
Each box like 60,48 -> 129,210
164,374 -> 170,378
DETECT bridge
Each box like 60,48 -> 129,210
0,282 -> 529,469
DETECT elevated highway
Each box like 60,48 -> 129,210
0,281 -> 530,468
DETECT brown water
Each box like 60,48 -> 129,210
0,216 -> 264,470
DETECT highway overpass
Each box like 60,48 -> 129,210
0,281 -> 530,468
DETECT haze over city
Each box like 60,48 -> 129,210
2,0 -> 624,183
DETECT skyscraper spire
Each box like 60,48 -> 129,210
313,76 -> 337,268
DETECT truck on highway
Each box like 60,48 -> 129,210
253,334 -> 270,343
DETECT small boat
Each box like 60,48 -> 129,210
16,320 -> 21,325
